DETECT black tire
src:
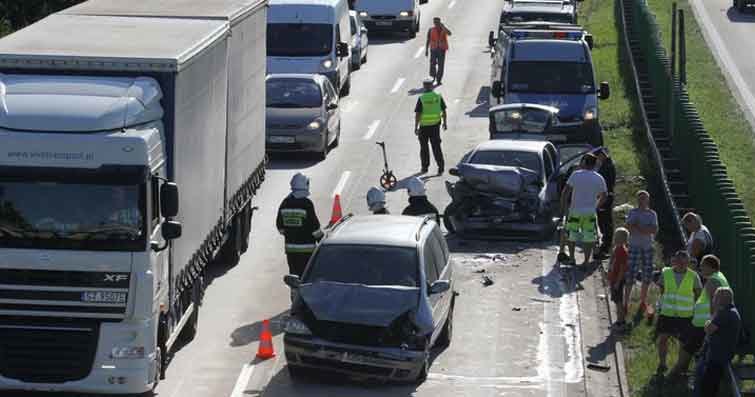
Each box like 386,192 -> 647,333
239,205 -> 251,254
436,298 -> 454,347
332,126 -> 341,148
409,26 -> 417,39
415,353 -> 429,383
288,365 -> 305,379
156,319 -> 168,381
352,59 -> 361,71
443,202 -> 460,233
363,53 -> 368,63
341,77 -> 351,96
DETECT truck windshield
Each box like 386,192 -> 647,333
304,245 -> 419,287
267,23 -> 334,57
491,108 -> 553,133
0,181 -> 145,250
508,61 -> 595,94
267,79 -> 323,108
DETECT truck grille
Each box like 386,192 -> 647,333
0,269 -> 129,319
0,318 -> 99,383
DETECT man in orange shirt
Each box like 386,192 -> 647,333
425,17 -> 452,85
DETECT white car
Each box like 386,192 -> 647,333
349,10 -> 369,70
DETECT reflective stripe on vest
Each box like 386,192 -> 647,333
692,271 -> 729,327
420,92 -> 442,126
285,243 -> 316,254
660,267 -> 696,318
281,208 -> 307,227
429,27 -> 449,51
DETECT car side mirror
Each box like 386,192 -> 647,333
337,42 -> 349,58
162,220 -> 182,240
429,280 -> 451,295
585,34 -> 594,50
284,274 -> 301,289
599,81 -> 610,100
327,102 -> 338,110
492,80 -> 504,98
488,31 -> 497,48
160,182 -> 179,218
449,168 -> 460,176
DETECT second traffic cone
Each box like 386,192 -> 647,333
256,319 -> 275,360
329,194 -> 343,225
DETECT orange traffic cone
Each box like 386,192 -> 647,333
329,194 -> 343,225
256,319 -> 276,360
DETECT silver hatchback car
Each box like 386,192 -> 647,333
283,215 -> 455,383
266,74 -> 341,159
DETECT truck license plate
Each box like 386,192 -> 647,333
81,291 -> 127,304
269,136 -> 295,144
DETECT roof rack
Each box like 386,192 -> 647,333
415,215 -> 436,241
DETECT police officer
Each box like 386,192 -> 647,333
276,173 -> 322,277
402,177 -> 440,223
414,77 -> 448,175
366,187 -> 390,215
655,250 -> 702,376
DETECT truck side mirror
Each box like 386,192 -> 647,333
162,220 -> 182,240
337,42 -> 349,58
599,81 -> 610,100
492,81 -> 504,98
585,34 -> 594,50
160,182 -> 179,218
488,31 -> 496,47
284,274 -> 301,289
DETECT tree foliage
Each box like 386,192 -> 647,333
0,0 -> 84,34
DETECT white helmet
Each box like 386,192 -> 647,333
407,177 -> 426,197
422,76 -> 434,86
366,187 -> 386,212
290,172 -> 310,198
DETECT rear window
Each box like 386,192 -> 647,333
304,245 -> 419,287
470,150 -> 541,174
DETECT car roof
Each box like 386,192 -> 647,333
324,215 -> 429,248
473,139 -> 553,153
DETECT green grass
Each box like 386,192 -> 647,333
646,0 -> 755,218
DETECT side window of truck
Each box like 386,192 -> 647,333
151,177 -> 160,227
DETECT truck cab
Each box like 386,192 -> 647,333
488,24 -> 610,146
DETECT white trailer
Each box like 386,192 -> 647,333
0,1 -> 267,394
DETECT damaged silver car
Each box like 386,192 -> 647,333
282,215 -> 455,383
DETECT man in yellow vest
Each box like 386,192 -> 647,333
655,250 -> 702,376
414,77 -> 448,175
669,254 -> 728,378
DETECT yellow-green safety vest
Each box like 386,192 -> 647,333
419,92 -> 443,127
660,267 -> 696,318
691,271 -> 729,327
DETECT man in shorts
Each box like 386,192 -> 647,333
560,153 -> 607,266
655,250 -> 702,376
625,190 -> 659,315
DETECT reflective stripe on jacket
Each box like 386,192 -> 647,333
660,267 -> 696,318
419,92 -> 443,126
429,27 -> 449,51
692,271 -> 729,327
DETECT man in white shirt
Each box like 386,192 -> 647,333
560,153 -> 607,266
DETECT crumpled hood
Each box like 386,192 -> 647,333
299,281 -> 430,330
507,93 -> 591,121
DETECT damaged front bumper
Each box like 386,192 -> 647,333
283,334 -> 426,382
455,215 -> 558,239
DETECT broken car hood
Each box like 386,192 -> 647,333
299,281 -> 434,333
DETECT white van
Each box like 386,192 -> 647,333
353,0 -> 423,38
268,0 -> 353,95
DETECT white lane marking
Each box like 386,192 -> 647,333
390,77 -> 406,94
428,373 -> 543,389
689,0 -> 755,127
332,171 -> 351,197
230,363 -> 255,397
363,119 -> 381,140
449,0 -> 457,9
414,47 -> 425,58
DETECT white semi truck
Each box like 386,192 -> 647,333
0,0 -> 267,394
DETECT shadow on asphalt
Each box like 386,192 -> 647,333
464,86 -> 490,118
531,259 -> 601,299
230,310 -> 291,347
266,153 -> 322,170
726,6 -> 755,22
367,33 -> 413,45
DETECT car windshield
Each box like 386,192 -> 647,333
502,12 -> 575,24
267,23 -> 333,57
508,61 -> 595,94
0,181 -> 144,248
470,150 -> 541,173
491,107 -> 553,133
267,79 -> 323,108
304,245 -> 419,287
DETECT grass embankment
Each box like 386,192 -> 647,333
648,0 -> 755,217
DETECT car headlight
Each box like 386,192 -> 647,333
284,317 -> 312,335
399,11 -> 412,17
359,11 -> 368,17
321,59 -> 334,70
111,346 -> 145,359
307,120 -> 322,130
583,108 -> 596,121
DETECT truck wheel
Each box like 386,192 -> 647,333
409,24 -> 417,39
182,282 -> 201,341
157,317 -> 168,381
239,205 -> 252,254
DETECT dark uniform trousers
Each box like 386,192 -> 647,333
418,124 -> 444,170
286,253 -> 311,278
598,194 -> 614,252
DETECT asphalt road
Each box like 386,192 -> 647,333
690,0 -> 755,127
17,0 -> 597,396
